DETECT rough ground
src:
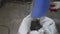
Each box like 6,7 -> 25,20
0,2 -> 32,34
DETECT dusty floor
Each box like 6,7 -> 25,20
0,2 -> 32,34
0,2 -> 60,34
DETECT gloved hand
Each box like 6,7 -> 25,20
18,14 -> 33,34
18,14 -> 44,34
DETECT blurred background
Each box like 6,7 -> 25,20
0,0 -> 60,34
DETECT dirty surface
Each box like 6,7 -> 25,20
0,2 -> 32,34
